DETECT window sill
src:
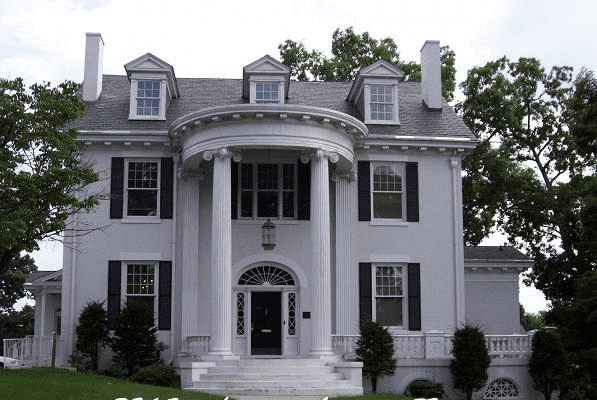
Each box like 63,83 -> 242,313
365,119 -> 400,125
235,219 -> 299,225
128,114 -> 166,121
369,220 -> 408,227
121,217 -> 162,224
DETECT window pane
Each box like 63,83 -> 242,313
373,193 -> 402,219
127,189 -> 158,216
258,191 -> 278,218
283,192 -> 294,218
241,191 -> 253,218
241,164 -> 253,189
283,164 -> 294,190
258,164 -> 278,189
376,297 -> 402,326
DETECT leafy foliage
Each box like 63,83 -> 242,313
75,300 -> 109,370
355,320 -> 396,392
0,304 -> 34,356
450,324 -> 490,400
130,363 -> 179,388
0,78 -> 100,274
278,27 -> 457,102
529,328 -> 567,400
520,304 -> 546,331
110,299 -> 166,375
406,380 -> 445,398
0,254 -> 36,313
458,57 -> 597,303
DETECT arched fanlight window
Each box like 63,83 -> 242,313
483,377 -> 520,399
238,265 -> 295,286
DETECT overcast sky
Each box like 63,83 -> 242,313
3,0 -> 595,313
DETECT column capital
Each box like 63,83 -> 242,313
203,147 -> 242,162
300,149 -> 340,164
331,170 -> 356,182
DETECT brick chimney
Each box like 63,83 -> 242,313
420,40 -> 442,110
82,32 -> 104,102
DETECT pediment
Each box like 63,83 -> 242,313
359,60 -> 405,78
243,55 -> 290,75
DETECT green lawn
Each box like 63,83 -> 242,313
0,367 -> 415,400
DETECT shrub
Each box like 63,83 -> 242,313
450,323 -> 490,400
407,380 -> 445,398
75,300 -> 109,370
103,363 -> 124,378
110,299 -> 166,375
130,363 -> 179,388
355,320 -> 396,392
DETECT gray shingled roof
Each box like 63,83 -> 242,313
69,74 -> 474,141
464,246 -> 532,261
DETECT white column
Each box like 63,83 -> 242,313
334,171 -> 355,335
204,148 -> 239,358
307,149 -> 338,357
180,170 -> 200,354
451,157 -> 466,325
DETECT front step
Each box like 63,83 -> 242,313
177,358 -> 363,397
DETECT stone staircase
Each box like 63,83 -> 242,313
178,358 -> 363,398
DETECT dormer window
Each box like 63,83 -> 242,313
136,80 -> 161,116
125,53 -> 179,121
370,85 -> 394,121
347,60 -> 405,125
243,55 -> 290,105
255,82 -> 280,104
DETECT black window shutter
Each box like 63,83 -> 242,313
110,158 -> 124,219
107,260 -> 121,329
406,162 -> 419,222
158,261 -> 172,330
408,263 -> 421,331
358,161 -> 371,221
297,160 -> 310,220
231,161 -> 238,220
160,157 -> 174,219
359,262 -> 372,324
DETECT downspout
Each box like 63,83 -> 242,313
451,157 -> 465,326
167,154 -> 179,364
68,212 -> 78,358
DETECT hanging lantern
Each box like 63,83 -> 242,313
261,218 -> 276,250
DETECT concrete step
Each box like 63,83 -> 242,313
190,386 -> 363,397
198,371 -> 344,381
193,378 -> 352,389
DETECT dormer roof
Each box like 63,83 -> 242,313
242,55 -> 291,99
124,53 -> 179,98
347,59 -> 405,103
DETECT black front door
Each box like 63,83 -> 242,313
251,291 -> 282,355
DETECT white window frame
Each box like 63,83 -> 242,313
124,159 -> 161,219
249,80 -> 284,104
121,262 -> 159,325
372,263 -> 407,329
371,162 -> 405,222
128,76 -> 167,120
364,83 -> 400,125
239,161 -> 297,220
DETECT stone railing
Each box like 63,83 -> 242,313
186,335 -> 210,355
332,333 -> 532,360
3,335 -> 65,367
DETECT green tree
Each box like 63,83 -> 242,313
355,320 -> 396,392
0,78 -> 100,274
278,27 -> 457,102
458,57 -> 596,303
529,328 -> 567,400
110,299 -> 165,375
0,254 -> 36,313
0,305 -> 34,356
75,300 -> 109,370
450,324 -> 491,400
520,304 -> 546,332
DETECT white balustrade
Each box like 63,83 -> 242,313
186,336 -> 210,356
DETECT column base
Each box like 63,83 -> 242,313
203,351 -> 240,361
308,349 -> 338,360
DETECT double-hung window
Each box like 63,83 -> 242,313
125,263 -> 156,317
370,85 -> 394,121
255,82 -> 280,104
372,163 -> 404,220
374,264 -> 406,327
136,80 -> 161,116
239,162 -> 296,219
126,161 -> 160,217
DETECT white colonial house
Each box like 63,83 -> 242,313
4,33 -> 544,399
